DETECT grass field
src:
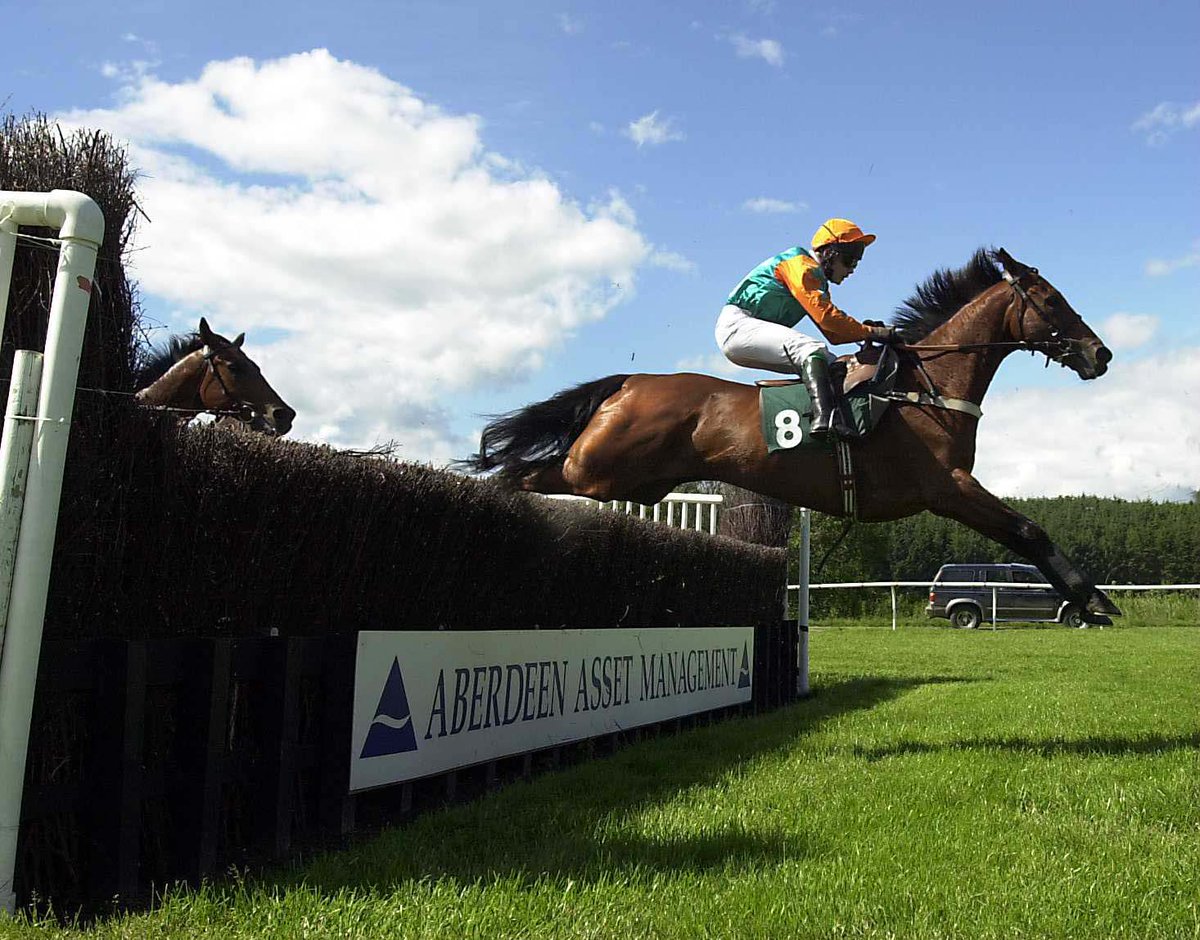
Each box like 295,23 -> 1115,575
4,618 -> 1198,939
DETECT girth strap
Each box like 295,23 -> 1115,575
886,390 -> 983,419
835,439 -> 857,520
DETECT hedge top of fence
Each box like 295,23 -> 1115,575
50,412 -> 787,640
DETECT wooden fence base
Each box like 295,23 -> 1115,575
17,622 -> 798,911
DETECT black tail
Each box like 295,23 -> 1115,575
460,374 -> 631,484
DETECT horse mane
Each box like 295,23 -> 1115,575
134,333 -> 204,389
891,248 -> 1005,342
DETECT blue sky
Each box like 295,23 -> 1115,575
4,0 -> 1198,499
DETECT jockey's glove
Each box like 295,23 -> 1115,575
866,324 -> 900,344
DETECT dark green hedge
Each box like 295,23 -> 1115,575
45,406 -> 785,639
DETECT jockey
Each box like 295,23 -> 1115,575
716,217 -> 897,437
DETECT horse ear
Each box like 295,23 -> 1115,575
995,248 -> 1029,278
199,317 -> 216,343
232,332 -> 245,348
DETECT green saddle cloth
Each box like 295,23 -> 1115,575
759,384 -> 882,454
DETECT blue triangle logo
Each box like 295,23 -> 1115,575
360,657 -> 419,758
737,643 -> 752,689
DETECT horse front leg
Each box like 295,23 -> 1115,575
930,469 -> 1121,623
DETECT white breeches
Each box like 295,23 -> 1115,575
715,304 -> 830,374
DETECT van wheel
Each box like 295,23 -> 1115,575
1061,605 -> 1086,629
950,606 -> 981,630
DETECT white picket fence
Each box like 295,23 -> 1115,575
541,492 -> 723,535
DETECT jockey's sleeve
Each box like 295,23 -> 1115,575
776,256 -> 872,344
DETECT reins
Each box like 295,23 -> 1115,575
80,383 -> 250,419
895,271 -> 1084,364
129,344 -> 256,421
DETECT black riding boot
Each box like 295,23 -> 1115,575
800,355 -> 849,437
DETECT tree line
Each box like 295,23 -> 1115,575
794,494 -> 1200,587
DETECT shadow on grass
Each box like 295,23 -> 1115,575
262,673 -> 972,895
854,731 -> 1200,762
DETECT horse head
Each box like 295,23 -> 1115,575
197,317 -> 296,436
995,248 -> 1113,380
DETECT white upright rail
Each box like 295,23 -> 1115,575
543,492 -> 723,535
0,190 -> 103,914
796,508 -> 810,697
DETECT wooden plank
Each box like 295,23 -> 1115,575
176,639 -> 231,882
271,638 -> 303,857
753,624 -> 772,711
86,640 -> 145,902
316,636 -> 356,837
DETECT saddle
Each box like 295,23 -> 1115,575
833,343 -> 900,397
756,344 -> 901,439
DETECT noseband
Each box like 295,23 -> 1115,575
1002,269 -> 1086,366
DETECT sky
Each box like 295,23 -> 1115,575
3,0 -> 1197,501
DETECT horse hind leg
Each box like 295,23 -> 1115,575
518,460 -> 572,495
515,456 -> 670,503
557,427 -> 683,504
931,469 -> 1121,622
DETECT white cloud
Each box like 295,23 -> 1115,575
624,110 -> 684,147
557,13 -> 583,35
1145,241 -> 1200,276
649,249 -> 696,273
1098,313 -> 1158,351
59,50 -> 649,460
816,12 -> 861,37
100,58 -> 157,82
1132,100 -> 1200,146
675,352 -> 744,378
730,35 -> 784,67
973,349 -> 1200,500
743,197 -> 806,214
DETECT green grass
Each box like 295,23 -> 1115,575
4,621 -> 1198,939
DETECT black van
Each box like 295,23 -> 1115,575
925,563 -> 1087,629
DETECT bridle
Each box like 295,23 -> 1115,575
899,269 -> 1086,368
874,267 -> 1095,422
199,345 -> 257,422
1002,268 -> 1089,366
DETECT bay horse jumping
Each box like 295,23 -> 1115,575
466,248 -> 1121,624
134,317 -> 295,436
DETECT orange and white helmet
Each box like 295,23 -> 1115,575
811,218 -> 876,251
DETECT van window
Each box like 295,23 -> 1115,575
984,568 -> 1010,582
940,567 -> 973,582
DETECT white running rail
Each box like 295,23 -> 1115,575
786,580 -> 1200,631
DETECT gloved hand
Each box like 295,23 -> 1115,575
866,324 -> 900,344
